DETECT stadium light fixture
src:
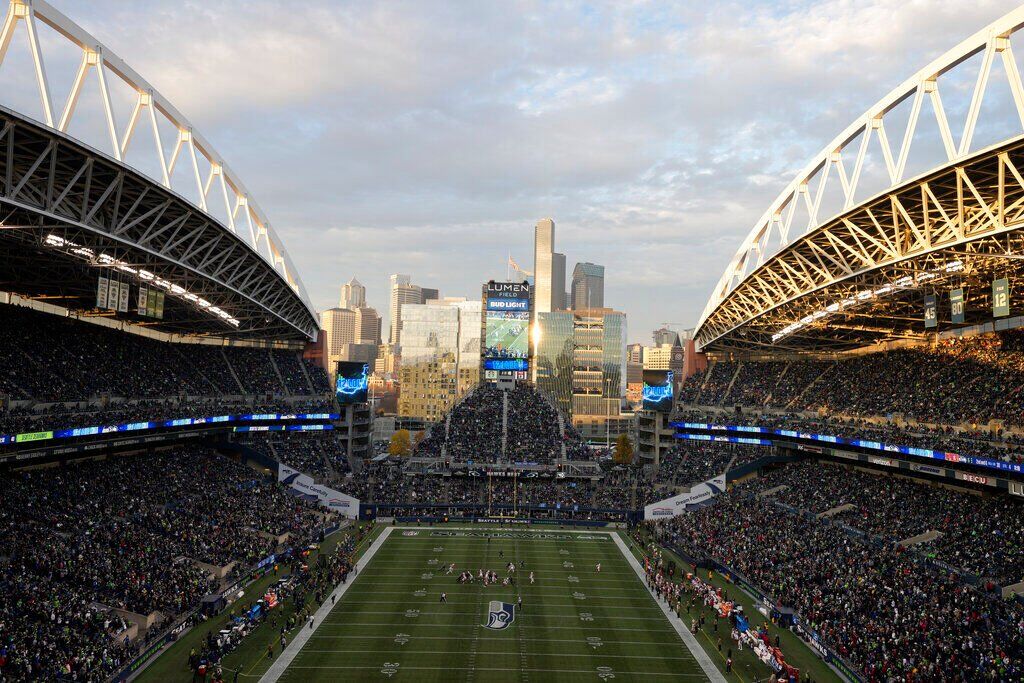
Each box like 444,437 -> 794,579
771,259 -> 971,342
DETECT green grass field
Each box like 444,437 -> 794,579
269,527 -> 710,682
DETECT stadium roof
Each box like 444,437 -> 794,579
695,6 -> 1024,354
0,0 -> 317,342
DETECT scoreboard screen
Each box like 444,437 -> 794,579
484,281 -> 530,372
642,370 -> 674,412
335,362 -> 369,404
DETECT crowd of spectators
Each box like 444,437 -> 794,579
650,490 -> 1024,680
239,431 -> 354,482
0,304 -> 329,404
653,443 -> 765,489
677,332 -> 1024,425
415,383 -> 586,464
505,386 -> 564,461
441,384 -> 504,461
746,460 -> 1024,584
0,446 -> 327,681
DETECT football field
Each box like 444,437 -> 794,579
264,527 -> 715,682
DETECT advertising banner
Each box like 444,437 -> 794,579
278,464 -> 359,518
643,474 -> 726,519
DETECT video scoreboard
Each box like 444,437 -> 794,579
483,280 -> 531,378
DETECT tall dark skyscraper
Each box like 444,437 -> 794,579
571,262 -> 605,310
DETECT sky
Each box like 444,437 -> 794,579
5,0 -> 1023,343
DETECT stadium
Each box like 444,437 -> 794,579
0,1 -> 1021,683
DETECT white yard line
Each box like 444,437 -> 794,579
279,664 -> 704,678
308,634 -> 685,645
258,525 -> 394,683
299,649 -> 696,660
611,533 -> 726,683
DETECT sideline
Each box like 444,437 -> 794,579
258,525 -> 394,682
611,533 -> 726,683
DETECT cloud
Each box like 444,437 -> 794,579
10,0 -> 1019,342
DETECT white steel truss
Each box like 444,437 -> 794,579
0,0 -> 314,317
697,6 -> 1024,349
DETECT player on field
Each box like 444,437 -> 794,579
529,571 -> 534,584
596,563 -> 601,573
440,592 -> 447,604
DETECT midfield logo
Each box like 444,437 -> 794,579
484,600 -> 516,630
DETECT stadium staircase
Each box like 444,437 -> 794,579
219,349 -> 246,393
267,352 -> 290,395
693,365 -> 714,404
501,390 -> 509,459
297,354 -> 317,394
783,361 -> 836,411
763,361 -> 792,407
720,362 -> 744,406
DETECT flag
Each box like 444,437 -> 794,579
508,255 -> 521,271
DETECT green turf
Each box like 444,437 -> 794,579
275,528 -> 708,682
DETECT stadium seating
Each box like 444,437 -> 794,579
678,332 -> 1024,425
415,383 -> 584,463
0,446 -> 328,681
0,304 -> 329,405
650,482 -> 1024,681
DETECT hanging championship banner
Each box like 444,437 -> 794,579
993,278 -> 1010,318
924,294 -> 937,329
155,290 -> 165,319
97,276 -> 109,309
118,281 -> 130,313
146,288 -> 157,317
107,279 -> 119,311
138,285 -> 149,315
950,288 -> 965,324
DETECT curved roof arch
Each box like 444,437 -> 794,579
697,5 -> 1024,349
0,0 -> 315,326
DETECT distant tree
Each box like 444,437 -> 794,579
389,429 -> 412,457
613,433 -> 635,465
414,430 -> 426,445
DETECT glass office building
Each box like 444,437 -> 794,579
534,311 -> 574,417
534,309 -> 626,422
398,300 -> 481,423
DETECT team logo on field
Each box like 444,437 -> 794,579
483,600 -> 516,630
402,531 -> 419,536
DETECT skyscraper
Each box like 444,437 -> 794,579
389,274 -> 423,345
534,307 -> 627,422
533,218 -> 556,313
652,327 -> 682,347
339,277 -> 366,309
354,306 -> 382,345
398,299 -> 482,422
320,307 -> 357,370
570,262 -> 605,310
551,252 -> 566,311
